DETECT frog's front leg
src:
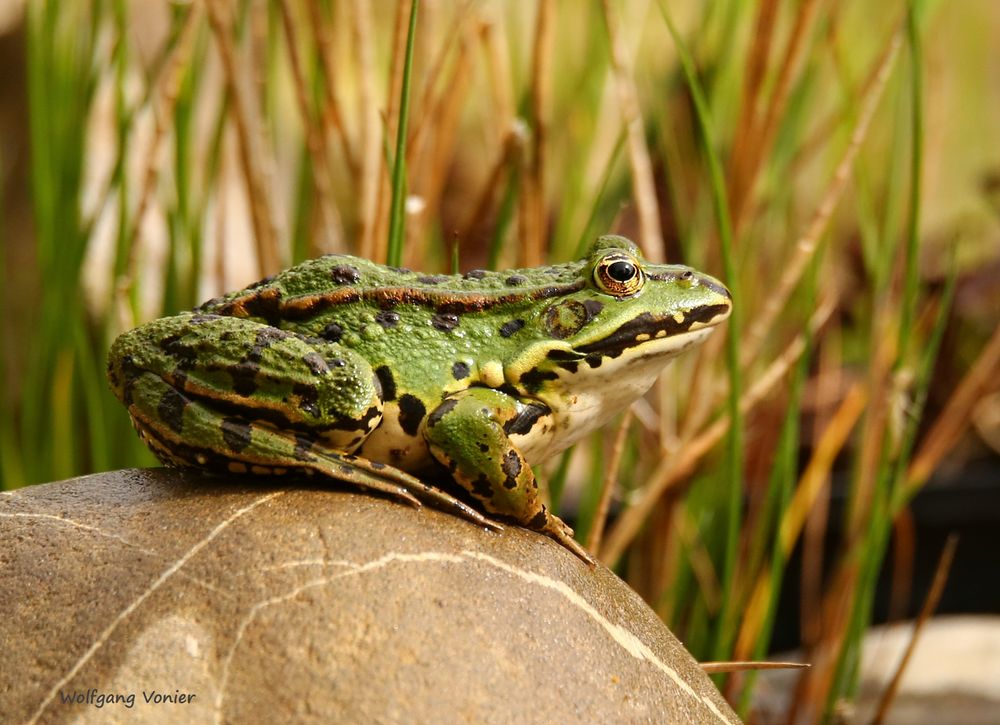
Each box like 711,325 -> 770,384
423,388 -> 596,565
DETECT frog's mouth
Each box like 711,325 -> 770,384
573,303 -> 731,360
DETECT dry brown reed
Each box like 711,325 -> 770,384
277,0 -> 344,255
205,0 -> 280,274
601,0 -> 663,262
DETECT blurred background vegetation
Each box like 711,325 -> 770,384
1,0 -> 998,720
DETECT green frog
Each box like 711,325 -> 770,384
107,235 -> 731,564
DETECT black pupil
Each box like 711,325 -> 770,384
607,260 -> 636,283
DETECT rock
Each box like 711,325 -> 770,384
1,469 -> 740,724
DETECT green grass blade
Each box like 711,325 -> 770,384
896,3 -> 925,366
73,321 -> 109,473
0,143 -> 21,488
22,1 -> 100,484
891,263 -> 957,512
658,0 -> 745,663
386,0 -> 419,267
487,163 -> 521,271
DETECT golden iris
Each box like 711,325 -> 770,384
594,253 -> 644,296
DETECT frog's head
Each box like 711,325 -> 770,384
511,235 -> 731,399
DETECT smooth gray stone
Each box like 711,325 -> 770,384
1,469 -> 740,724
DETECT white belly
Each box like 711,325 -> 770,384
356,402 -> 434,472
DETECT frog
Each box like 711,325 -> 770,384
107,235 -> 732,565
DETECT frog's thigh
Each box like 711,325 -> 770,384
126,367 -> 436,510
149,314 -> 383,449
423,388 -> 550,525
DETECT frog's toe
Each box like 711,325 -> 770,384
480,516 -> 505,533
414,483 -> 504,532
535,509 -> 597,567
323,453 -> 503,532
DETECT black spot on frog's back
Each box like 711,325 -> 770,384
330,265 -> 362,285
189,313 -> 222,325
248,327 -> 291,362
302,352 -> 330,375
229,361 -> 259,396
320,322 -> 344,343
417,275 -> 449,286
397,394 -> 426,437
159,334 -> 197,367
471,473 -> 494,500
431,313 -> 460,332
427,398 -> 458,428
451,361 -> 470,380
499,319 -> 524,338
375,310 -> 401,329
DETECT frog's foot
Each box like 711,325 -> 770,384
303,452 -> 424,508
314,451 -> 503,532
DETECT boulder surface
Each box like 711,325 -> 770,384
1,469 -> 739,724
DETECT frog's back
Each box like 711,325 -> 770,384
197,254 -> 585,391
202,254 -> 582,314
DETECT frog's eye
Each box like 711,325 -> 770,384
594,254 -> 644,296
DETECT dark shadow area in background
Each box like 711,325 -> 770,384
769,462 -> 1000,653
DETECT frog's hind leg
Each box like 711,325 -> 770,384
114,312 -> 500,530
126,372 -> 500,530
223,416 -> 502,532
302,446 -> 503,532
124,369 -> 421,505
226,424 -> 503,532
